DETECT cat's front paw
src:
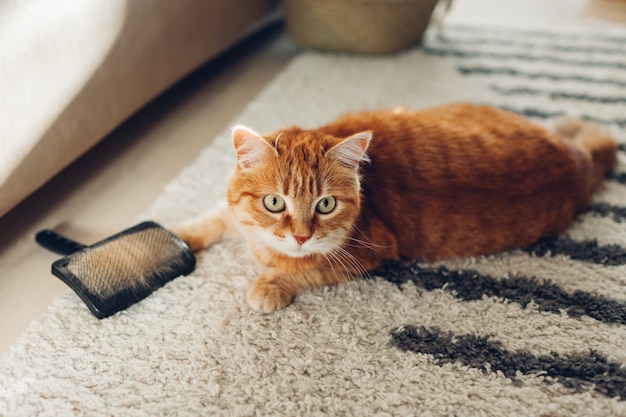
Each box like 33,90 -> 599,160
246,280 -> 294,313
171,227 -> 204,252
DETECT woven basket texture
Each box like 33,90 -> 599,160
283,0 -> 439,54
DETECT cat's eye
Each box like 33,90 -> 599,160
316,196 -> 337,214
263,194 -> 285,213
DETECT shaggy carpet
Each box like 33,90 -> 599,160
2,23 -> 626,416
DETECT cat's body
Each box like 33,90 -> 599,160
173,103 -> 617,313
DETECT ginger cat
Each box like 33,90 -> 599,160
173,103 -> 617,313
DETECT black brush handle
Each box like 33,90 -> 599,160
36,230 -> 87,255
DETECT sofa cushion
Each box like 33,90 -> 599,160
0,0 -> 279,217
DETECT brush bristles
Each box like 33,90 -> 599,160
66,227 -> 187,300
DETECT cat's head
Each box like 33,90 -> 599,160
227,124 -> 371,259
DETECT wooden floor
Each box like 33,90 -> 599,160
1,0 -> 624,354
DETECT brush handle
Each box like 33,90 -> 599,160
35,230 -> 87,256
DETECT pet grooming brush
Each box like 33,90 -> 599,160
36,221 -> 195,319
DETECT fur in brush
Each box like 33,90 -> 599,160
172,103 -> 618,313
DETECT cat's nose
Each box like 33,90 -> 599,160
292,235 -> 311,246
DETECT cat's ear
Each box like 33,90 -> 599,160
231,125 -> 274,169
329,131 -> 372,169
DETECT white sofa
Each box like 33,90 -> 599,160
0,0 -> 279,217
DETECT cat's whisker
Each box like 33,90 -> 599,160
335,247 -> 372,280
322,252 -> 344,284
325,245 -> 370,282
217,240 -> 248,256
351,226 -> 390,250
215,236 -> 277,276
220,245 -> 257,276
344,237 -> 387,251
315,242 -> 350,283
325,252 -> 352,284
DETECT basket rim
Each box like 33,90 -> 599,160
284,0 -> 438,4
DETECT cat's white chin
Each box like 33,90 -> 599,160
250,233 -> 310,258
269,241 -> 317,258
269,240 -> 327,259
280,247 -> 314,258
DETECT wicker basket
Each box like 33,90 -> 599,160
283,0 -> 439,54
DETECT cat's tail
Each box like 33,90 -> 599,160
555,117 -> 618,192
